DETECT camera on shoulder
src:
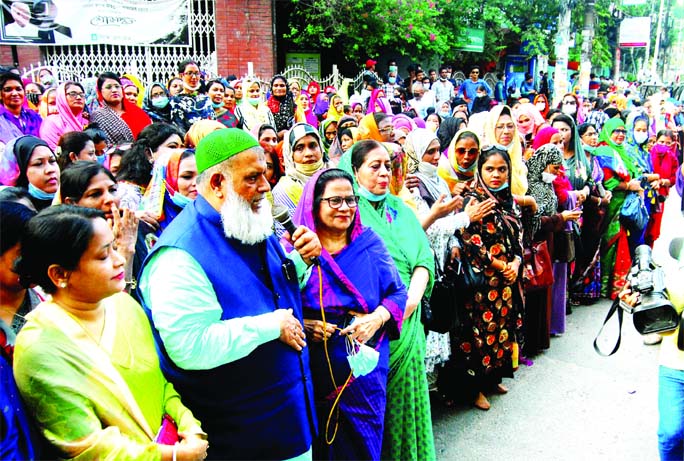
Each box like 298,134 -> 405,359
619,245 -> 680,335
595,245 -> 683,356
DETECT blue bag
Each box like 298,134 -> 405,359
620,192 -> 649,233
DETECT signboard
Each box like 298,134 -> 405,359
622,0 -> 647,5
1,0 -> 190,46
285,52 -> 321,79
454,28 -> 485,53
619,17 -> 651,48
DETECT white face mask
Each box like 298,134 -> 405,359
346,339 -> 379,377
535,103 -> 546,111
561,104 -> 577,115
418,161 -> 439,177
633,131 -> 648,145
541,172 -> 557,184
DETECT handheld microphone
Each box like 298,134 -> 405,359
272,204 -> 298,236
272,205 -> 319,265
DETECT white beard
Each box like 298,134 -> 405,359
220,186 -> 273,245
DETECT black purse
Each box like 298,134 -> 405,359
421,252 -> 461,334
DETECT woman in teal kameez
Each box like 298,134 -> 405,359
340,140 -> 436,461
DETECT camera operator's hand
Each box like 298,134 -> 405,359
618,283 -> 640,309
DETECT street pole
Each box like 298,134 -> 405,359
651,0 -> 666,81
579,0 -> 596,98
611,4 -> 623,81
554,0 -> 571,106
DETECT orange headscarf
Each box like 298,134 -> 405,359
358,113 -> 383,141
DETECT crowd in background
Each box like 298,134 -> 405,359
1,55 -> 684,461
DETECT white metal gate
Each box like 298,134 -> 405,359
39,0 -> 217,86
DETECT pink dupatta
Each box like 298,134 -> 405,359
39,82 -> 88,149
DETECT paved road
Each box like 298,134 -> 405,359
432,298 -> 661,461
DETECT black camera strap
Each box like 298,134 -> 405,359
593,298 -> 624,357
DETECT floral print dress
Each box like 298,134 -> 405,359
454,189 -> 523,384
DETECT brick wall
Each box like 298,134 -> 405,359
215,0 -> 275,78
0,45 -> 42,71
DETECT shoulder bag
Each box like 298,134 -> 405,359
620,192 -> 649,234
523,240 -> 554,291
421,251 -> 461,334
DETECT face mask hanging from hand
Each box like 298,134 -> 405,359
346,337 -> 379,378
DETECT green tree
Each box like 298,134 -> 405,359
285,0 -> 451,60
285,0 -> 575,65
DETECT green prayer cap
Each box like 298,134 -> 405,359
195,128 -> 259,174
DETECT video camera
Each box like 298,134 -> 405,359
619,245 -> 679,335
595,243 -> 683,356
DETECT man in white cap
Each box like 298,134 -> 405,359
139,128 -> 320,460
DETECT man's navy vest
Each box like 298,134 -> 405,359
140,196 -> 315,460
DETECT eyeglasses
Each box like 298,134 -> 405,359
184,71 -> 200,77
320,195 -> 359,209
613,129 -> 627,134
563,100 -> 577,105
379,127 -> 394,134
455,147 -> 479,156
66,91 -> 85,99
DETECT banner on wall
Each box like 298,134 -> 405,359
0,0 -> 190,46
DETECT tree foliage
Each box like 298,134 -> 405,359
284,0 -> 659,71
285,0 -> 450,58
285,0 -> 565,63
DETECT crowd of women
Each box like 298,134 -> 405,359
1,57 -> 683,461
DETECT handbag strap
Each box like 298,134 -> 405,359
593,298 -> 624,356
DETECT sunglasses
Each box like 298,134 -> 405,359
455,147 -> 479,156
481,145 -> 508,154
613,129 -> 627,134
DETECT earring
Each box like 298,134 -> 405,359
59,281 -> 67,289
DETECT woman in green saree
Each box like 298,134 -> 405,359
339,140 -> 436,461
594,118 -> 643,299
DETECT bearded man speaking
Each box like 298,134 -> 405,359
139,128 -> 320,460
